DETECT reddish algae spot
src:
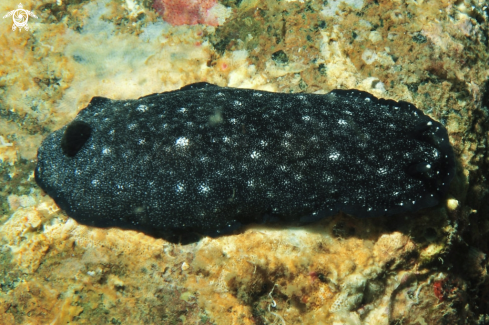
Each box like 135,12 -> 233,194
433,279 -> 446,301
153,0 -> 219,26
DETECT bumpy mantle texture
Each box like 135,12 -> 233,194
35,83 -> 455,241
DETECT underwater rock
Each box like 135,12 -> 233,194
35,83 -> 455,239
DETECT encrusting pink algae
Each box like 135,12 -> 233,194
152,0 -> 220,26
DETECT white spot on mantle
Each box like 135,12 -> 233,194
199,184 -> 210,193
329,152 -> 340,160
250,151 -> 261,159
136,105 -> 148,112
175,137 -> 189,147
176,183 -> 185,193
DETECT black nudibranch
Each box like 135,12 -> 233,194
35,83 -> 455,240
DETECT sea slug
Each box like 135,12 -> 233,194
35,83 -> 455,240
